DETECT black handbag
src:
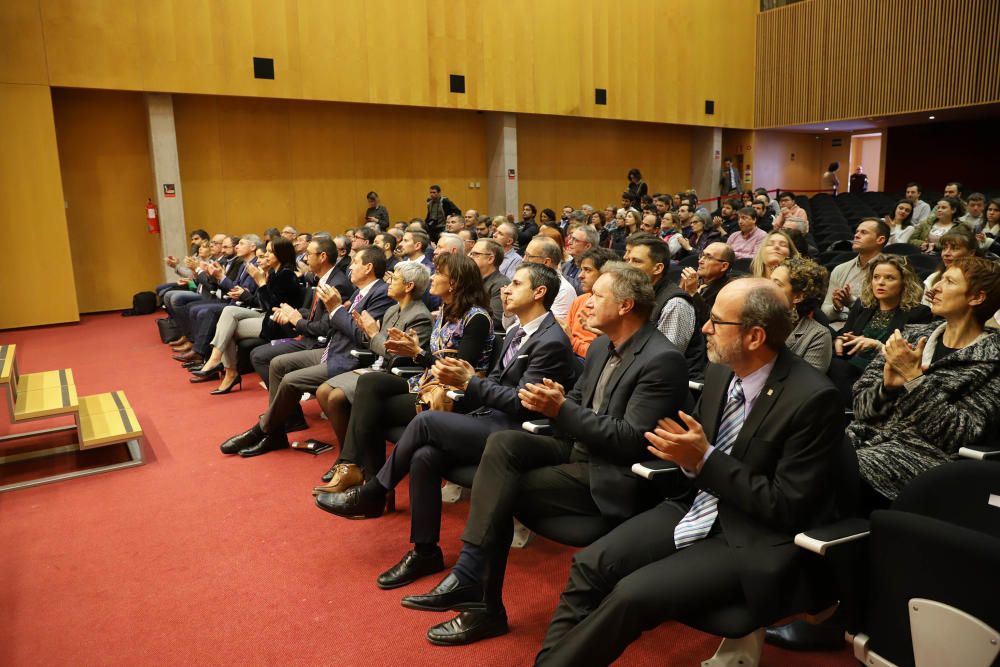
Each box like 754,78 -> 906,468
156,317 -> 181,343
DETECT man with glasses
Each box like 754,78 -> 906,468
469,238 -> 509,327
493,222 -> 523,280
281,226 -> 298,241
351,227 -> 375,255
536,278 -> 843,665
678,242 -> 736,325
515,237 -> 577,325
562,225 -> 599,294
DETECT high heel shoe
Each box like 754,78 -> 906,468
192,362 -> 224,377
210,375 -> 242,395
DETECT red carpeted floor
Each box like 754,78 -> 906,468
0,313 -> 854,666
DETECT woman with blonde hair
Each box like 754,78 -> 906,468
836,254 -> 931,377
750,229 -> 799,278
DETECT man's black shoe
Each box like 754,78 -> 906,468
765,620 -> 844,651
314,486 -> 384,519
426,609 -> 508,646
400,572 -> 486,612
220,424 -> 264,455
238,433 -> 289,458
378,549 -> 445,590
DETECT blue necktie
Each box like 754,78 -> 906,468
674,379 -> 745,549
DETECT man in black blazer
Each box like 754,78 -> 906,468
218,247 -> 394,458
315,264 -> 579,589
399,262 -> 691,646
249,236 -> 340,391
534,278 -> 844,666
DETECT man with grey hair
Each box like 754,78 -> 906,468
537,278 -> 844,664
493,222 -> 523,281
516,236 -> 576,324
469,238 -> 509,326
404,262 -> 691,647
562,224 -> 599,294
433,233 -> 466,260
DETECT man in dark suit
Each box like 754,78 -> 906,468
217,247 -> 394,458
315,264 -> 579,590
399,262 -> 691,646
248,236 -> 341,392
534,278 -> 844,666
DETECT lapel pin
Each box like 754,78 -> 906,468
767,388 -> 774,396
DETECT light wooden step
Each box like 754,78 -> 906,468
0,344 -> 15,384
77,391 -> 142,449
13,369 -> 78,420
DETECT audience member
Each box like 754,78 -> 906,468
567,247 -> 619,360
905,181 -> 932,225
399,229 -> 434,270
458,229 -> 477,255
374,232 -> 399,273
752,196 -> 775,232
883,199 -> 915,244
463,209 -> 480,229
469,239 -> 510,327
727,206 -> 768,260
976,198 -> 1000,251
493,222 -> 524,280
678,242 -> 735,325
677,210 -> 722,258
425,185 -> 461,242
910,196 -> 967,253
401,262 -> 690,646
517,203 -> 540,249
773,191 -> 809,232
535,278 -> 843,665
849,166 -> 868,193
836,254 -> 931,378
562,225 -> 598,294
921,227 -> 978,305
960,192 -> 986,229
513,237 -> 577,324
627,167 -> 648,200
750,229 -> 799,279
822,218 -> 889,326
850,257 -> 1000,511
719,157 -> 739,196
365,191 -> 390,230
771,257 -> 832,373
318,253 -> 494,486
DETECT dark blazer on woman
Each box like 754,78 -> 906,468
258,266 -> 306,340
841,302 -> 933,337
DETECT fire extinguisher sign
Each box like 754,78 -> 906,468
163,183 -> 176,198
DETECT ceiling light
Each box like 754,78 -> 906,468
823,127 -> 830,131
928,115 -> 935,119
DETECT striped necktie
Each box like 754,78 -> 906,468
674,379 -> 745,549
501,327 -> 526,369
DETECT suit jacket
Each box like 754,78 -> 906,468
550,322 -> 691,520
461,312 -> 578,425
693,348 -> 843,622
290,269 -> 341,347
369,301 -> 434,364
321,280 -> 395,376
786,316 -> 833,373
482,270 -> 510,330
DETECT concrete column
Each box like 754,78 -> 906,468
690,127 -> 723,206
486,112 -> 518,217
145,93 -> 188,283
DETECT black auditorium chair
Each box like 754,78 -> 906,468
883,243 -> 921,257
846,460 -> 1000,667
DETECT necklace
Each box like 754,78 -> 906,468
870,308 -> 896,329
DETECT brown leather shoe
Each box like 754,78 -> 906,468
312,463 -> 364,496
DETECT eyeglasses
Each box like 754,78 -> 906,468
468,251 -> 492,259
700,253 -> 725,263
523,253 -> 544,261
706,315 -> 742,332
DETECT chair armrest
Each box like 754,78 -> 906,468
688,381 -> 704,392
794,518 -> 870,555
349,349 -> 377,363
391,367 -> 424,378
958,445 -> 1000,460
631,460 -> 681,480
522,420 -> 553,434
446,390 -> 465,402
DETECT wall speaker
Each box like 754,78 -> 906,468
253,57 -> 275,80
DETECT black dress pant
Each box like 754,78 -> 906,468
374,409 -> 512,545
535,503 -> 742,667
250,337 -> 315,385
460,430 -> 604,608
338,371 -> 419,478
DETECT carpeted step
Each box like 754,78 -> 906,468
12,369 -> 78,420
77,390 -> 142,449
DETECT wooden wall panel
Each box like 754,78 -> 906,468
51,88 -> 161,313
517,115 -> 692,213
0,0 -> 49,85
0,84 -> 79,329
30,0 -> 756,128
756,0 -> 1000,128
174,96 -> 489,238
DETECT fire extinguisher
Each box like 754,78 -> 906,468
146,198 -> 160,234
743,165 -> 753,187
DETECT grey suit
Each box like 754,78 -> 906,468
786,316 -> 832,373
482,270 -> 510,331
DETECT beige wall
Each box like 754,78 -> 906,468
0,83 -> 78,329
